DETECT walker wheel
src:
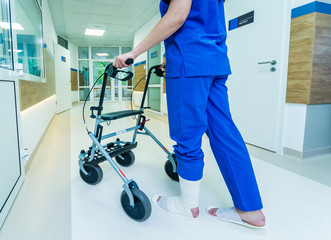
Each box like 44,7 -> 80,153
164,159 -> 179,182
79,163 -> 103,185
120,188 -> 152,222
115,151 -> 135,167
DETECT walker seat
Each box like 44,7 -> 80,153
101,110 -> 144,121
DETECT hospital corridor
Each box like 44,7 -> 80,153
0,0 -> 331,240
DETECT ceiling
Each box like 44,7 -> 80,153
47,0 -> 160,47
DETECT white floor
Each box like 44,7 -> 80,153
1,102 -> 331,240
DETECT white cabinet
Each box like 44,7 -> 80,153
0,80 -> 24,229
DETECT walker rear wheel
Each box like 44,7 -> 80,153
115,151 -> 135,167
164,158 -> 179,182
120,188 -> 151,222
79,163 -> 103,185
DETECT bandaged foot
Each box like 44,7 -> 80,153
152,176 -> 200,219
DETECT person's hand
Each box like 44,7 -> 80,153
160,61 -> 166,70
113,51 -> 136,68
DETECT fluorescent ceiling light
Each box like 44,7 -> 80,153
85,29 -> 105,36
0,22 -> 24,30
96,53 -> 109,57
8,49 -> 23,53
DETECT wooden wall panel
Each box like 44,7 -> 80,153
71,70 -> 78,91
286,13 -> 315,104
134,61 -> 166,93
134,63 -> 146,92
310,13 -> 331,104
19,49 -> 56,111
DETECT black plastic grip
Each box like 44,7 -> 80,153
125,58 -> 134,65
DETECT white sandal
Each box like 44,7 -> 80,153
206,206 -> 266,229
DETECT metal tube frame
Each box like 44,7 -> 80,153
79,63 -> 177,208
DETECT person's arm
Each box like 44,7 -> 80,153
113,0 -> 192,68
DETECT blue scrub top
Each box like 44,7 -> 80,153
160,0 -> 232,77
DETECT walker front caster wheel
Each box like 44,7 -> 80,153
79,163 -> 103,185
165,159 -> 179,182
115,151 -> 135,167
120,188 -> 152,222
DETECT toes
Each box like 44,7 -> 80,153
208,208 -> 218,216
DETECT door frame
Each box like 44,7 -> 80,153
275,0 -> 292,154
0,0 -> 25,228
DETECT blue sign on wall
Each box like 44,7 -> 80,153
229,11 -> 255,31
61,56 -> 66,62
151,51 -> 158,59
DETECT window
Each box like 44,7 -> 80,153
91,47 -> 119,60
78,47 -> 89,59
15,0 -> 44,79
0,0 -> 13,70
122,47 -> 132,54
78,60 -> 90,101
77,47 -> 134,102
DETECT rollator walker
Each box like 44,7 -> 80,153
78,59 -> 178,222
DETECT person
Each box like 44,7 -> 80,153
113,0 -> 266,228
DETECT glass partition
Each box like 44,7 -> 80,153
78,60 -> 89,86
78,60 -> 89,101
0,0 -> 13,70
93,61 -> 111,100
77,47 -> 134,102
91,47 -> 119,60
15,0 -> 44,79
78,47 -> 89,59
122,47 -> 132,54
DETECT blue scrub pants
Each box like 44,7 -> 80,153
165,72 -> 263,211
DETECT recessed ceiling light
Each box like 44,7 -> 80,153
85,28 -> 105,36
96,53 -> 109,57
0,22 -> 24,30
8,49 -> 23,53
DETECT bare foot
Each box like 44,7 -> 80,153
208,208 -> 266,227
236,209 -> 266,227
208,208 -> 218,216
191,207 -> 199,218
157,196 -> 199,218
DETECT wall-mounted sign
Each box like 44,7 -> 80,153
151,51 -> 158,59
61,56 -> 66,62
229,11 -> 255,31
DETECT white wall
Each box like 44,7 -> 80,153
133,14 -> 161,64
304,105 -> 331,152
42,0 -> 57,55
20,96 -> 56,161
69,42 -> 78,70
282,104 -> 307,152
20,1 -> 58,160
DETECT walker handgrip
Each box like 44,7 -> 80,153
117,71 -> 133,81
125,59 -> 134,65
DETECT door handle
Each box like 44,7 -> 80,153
258,60 -> 277,65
